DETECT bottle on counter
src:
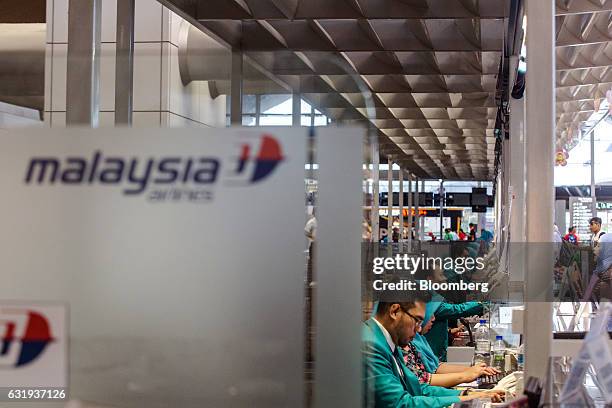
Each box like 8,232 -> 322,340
492,335 -> 505,371
474,319 -> 490,364
517,342 -> 525,371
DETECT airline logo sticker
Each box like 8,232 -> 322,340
0,309 -> 53,368
0,304 -> 67,388
23,134 -> 286,203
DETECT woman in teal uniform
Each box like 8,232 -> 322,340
423,299 -> 483,362
405,300 -> 498,387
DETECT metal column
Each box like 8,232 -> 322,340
255,95 -> 261,126
524,0 -> 555,380
591,128 -> 596,212
292,92 -> 301,127
439,180 -> 444,239
371,144 -> 380,242
407,174 -> 413,249
388,157 -> 393,241
509,91 -> 526,283
509,78 -> 527,240
414,177 -> 420,240
399,168 -> 404,242
66,0 -> 101,126
230,51 -> 243,125
114,0 -> 135,125
420,180 -> 425,240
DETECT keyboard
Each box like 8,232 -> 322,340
477,372 -> 504,389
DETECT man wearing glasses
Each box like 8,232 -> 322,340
362,294 -> 504,407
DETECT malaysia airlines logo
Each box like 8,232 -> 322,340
23,134 -> 285,203
235,135 -> 284,183
0,310 -> 53,368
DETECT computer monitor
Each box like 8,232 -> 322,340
471,188 -> 488,206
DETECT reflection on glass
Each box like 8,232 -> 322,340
242,95 -> 256,114
259,115 -> 292,126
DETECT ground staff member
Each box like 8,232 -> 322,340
423,299 -> 483,362
363,298 -> 503,408
406,300 -> 498,387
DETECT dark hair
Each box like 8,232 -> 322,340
375,291 -> 431,317
569,226 -> 576,232
590,217 -> 602,225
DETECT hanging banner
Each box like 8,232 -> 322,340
0,128 -> 307,407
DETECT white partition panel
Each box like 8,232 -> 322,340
315,127 -> 363,408
0,127 -> 306,408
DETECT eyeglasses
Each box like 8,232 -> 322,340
399,306 -> 424,327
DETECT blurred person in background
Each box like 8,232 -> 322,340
363,219 -> 373,241
593,233 -> 612,301
468,223 -> 477,241
443,228 -> 454,241
458,229 -> 467,241
305,208 -> 317,245
393,227 -> 401,243
590,217 -> 606,260
563,226 -> 579,244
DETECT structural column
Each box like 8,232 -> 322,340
399,168 -> 404,242
230,51 -> 243,125
371,145 -> 380,242
114,0 -> 135,125
388,157 -> 393,241
591,128 -> 596,212
292,91 -> 301,127
420,180 -> 425,240
66,0 -> 101,126
414,177 -> 420,240
524,0 -> 555,380
439,180 -> 444,239
407,174 -> 413,249
509,70 -> 526,283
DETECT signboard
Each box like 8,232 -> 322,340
0,128 -> 307,407
569,197 -> 593,241
596,202 -> 612,210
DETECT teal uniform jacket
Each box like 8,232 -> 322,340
362,318 -> 461,408
423,302 -> 483,362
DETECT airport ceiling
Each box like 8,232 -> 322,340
556,1 -> 612,150
3,0 -> 610,180
158,0 -> 610,181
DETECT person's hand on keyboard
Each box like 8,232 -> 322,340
461,389 -> 505,403
465,363 -> 489,381
472,362 -> 500,376
480,389 -> 505,403
481,364 -> 501,376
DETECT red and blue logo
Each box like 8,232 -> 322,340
235,135 -> 284,183
1,310 -> 53,368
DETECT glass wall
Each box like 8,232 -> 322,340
228,94 -> 331,127
555,105 -> 612,186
